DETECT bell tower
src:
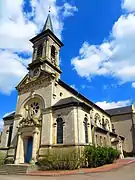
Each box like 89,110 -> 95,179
28,13 -> 64,79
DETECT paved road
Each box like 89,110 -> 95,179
0,162 -> 135,180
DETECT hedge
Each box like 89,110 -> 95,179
37,146 -> 120,170
84,145 -> 120,168
37,149 -> 82,170
0,152 -> 5,166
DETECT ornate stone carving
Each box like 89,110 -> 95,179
19,103 -> 42,128
17,74 -> 51,95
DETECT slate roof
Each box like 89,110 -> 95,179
58,80 -> 111,117
53,97 -> 81,107
42,13 -> 54,33
53,97 -> 92,111
3,112 -> 15,120
106,106 -> 132,116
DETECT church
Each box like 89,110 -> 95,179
0,14 -> 126,164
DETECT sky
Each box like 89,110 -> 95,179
1,0 -> 135,130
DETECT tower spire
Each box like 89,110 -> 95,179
42,8 -> 54,33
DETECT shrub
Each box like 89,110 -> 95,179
37,149 -> 82,170
84,145 -> 120,168
4,157 -> 14,164
0,152 -> 5,166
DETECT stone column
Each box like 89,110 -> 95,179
15,132 -> 22,164
32,128 -> 39,163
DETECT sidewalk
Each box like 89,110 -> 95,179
28,158 -> 135,176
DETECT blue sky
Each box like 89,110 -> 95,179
1,0 -> 135,129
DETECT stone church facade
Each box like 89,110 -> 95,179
0,14 -> 124,164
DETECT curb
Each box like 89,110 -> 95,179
27,159 -> 135,177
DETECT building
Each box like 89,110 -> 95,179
106,104 -> 135,154
0,14 -> 124,164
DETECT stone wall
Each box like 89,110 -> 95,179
0,119 -> 13,148
111,113 -> 134,153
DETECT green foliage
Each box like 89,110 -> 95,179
84,145 -> 120,168
37,149 -> 82,170
0,152 -> 5,166
4,157 -> 14,164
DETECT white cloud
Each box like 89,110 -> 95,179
70,84 -> 78,90
0,50 -> 27,94
132,82 -> 135,88
63,3 -> 78,17
122,0 -> 135,12
0,0 -> 36,52
96,100 -> 130,110
72,2 -> 135,84
0,120 -> 4,131
0,0 -> 78,94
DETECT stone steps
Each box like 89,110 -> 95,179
0,164 -> 38,175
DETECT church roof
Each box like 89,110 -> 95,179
3,112 -> 15,120
58,80 -> 111,116
30,13 -> 64,47
53,97 -> 80,107
106,106 -> 132,116
42,13 -> 54,33
53,96 -> 92,110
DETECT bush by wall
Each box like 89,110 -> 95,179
4,157 -> 14,164
84,145 -> 120,168
0,152 -> 5,166
37,149 -> 82,170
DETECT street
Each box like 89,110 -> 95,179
0,162 -> 135,180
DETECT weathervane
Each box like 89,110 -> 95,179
48,5 -> 51,13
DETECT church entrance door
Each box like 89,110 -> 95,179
25,136 -> 33,163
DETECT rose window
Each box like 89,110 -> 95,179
31,102 -> 39,115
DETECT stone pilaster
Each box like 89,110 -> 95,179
42,41 -> 47,58
41,111 -> 53,146
91,126 -> 95,145
88,123 -> 92,145
107,132 -> 111,146
15,132 -> 24,164
32,127 -> 39,163
33,47 -> 38,61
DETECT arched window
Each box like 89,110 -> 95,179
37,44 -> 43,58
84,117 -> 88,144
105,119 -> 110,131
56,118 -> 63,144
51,45 -> 56,59
95,135 -> 98,146
94,113 -> 101,127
